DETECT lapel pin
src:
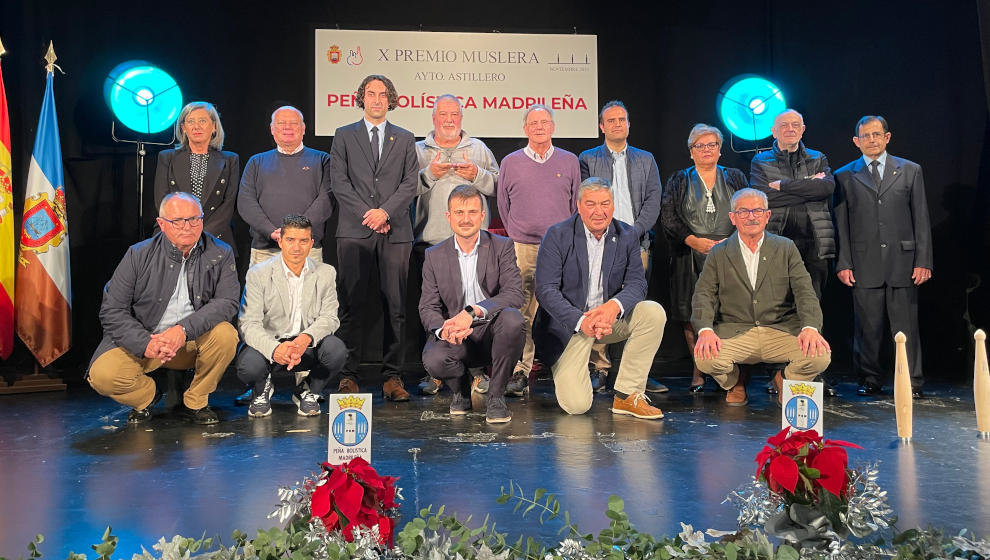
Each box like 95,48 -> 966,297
762,256 -> 767,261
302,166 -> 310,171
556,173 -> 561,177
390,136 -> 394,141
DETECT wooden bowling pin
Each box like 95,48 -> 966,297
974,330 -> 990,438
894,332 -> 913,442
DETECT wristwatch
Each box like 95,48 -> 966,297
464,305 -> 476,317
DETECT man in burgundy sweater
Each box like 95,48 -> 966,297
497,104 -> 581,396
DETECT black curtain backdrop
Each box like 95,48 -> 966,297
0,0 -> 987,382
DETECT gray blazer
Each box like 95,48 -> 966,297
691,232 -> 823,339
578,144 -> 662,250
238,256 -> 341,361
329,119 -> 419,243
833,154 -> 932,288
419,231 -> 524,333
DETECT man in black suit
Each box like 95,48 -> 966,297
420,185 -> 525,422
329,74 -> 419,401
834,115 -> 932,398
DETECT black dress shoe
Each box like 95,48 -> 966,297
857,382 -> 882,396
590,369 -> 608,393
912,389 -> 925,399
180,405 -> 220,425
765,382 -> 778,395
127,385 -> 163,424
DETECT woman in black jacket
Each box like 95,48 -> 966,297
154,101 -> 240,252
661,124 -> 747,392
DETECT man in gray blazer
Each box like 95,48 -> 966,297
578,100 -> 664,393
834,116 -> 932,398
236,215 -> 347,417
692,188 -> 831,406
330,75 -> 419,401
420,186 -> 525,422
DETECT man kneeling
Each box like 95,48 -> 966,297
88,192 -> 239,425
692,188 -> 831,405
535,177 -> 667,418
236,215 -> 347,417
420,186 -> 525,423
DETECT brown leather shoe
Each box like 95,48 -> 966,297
383,377 -> 411,401
772,370 -> 784,404
725,382 -> 748,406
610,392 -> 664,419
338,378 -> 359,394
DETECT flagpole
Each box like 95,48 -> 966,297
3,41 -> 67,394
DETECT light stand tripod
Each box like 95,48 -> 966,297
111,121 -> 175,239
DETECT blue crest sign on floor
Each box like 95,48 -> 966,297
328,393 -> 373,462
781,380 -> 824,435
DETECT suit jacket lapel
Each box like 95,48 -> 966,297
475,231 -> 491,298
878,156 -> 903,197
201,152 -> 224,204
378,122 -> 397,172
725,233 -> 753,294
271,262 -> 292,320
851,158 -> 875,191
573,218 -> 590,305
171,151 -> 192,192
754,236 -> 777,293
600,222 -> 618,295
441,238 -> 465,310
353,120 -> 376,171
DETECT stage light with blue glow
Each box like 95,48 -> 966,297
716,75 -> 786,141
103,60 -> 182,134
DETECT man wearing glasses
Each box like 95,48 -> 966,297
834,116 -> 932,398
692,188 -> 831,406
238,106 -> 333,267
88,193 -> 240,424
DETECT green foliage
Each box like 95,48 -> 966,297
4,490 -> 988,560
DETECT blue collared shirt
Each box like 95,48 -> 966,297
609,146 -> 635,227
455,234 -> 487,316
154,252 -> 194,333
862,151 -> 889,181
364,118 -> 387,156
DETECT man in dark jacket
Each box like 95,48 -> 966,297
88,192 -> 240,425
749,109 -> 835,297
834,116 -> 932,398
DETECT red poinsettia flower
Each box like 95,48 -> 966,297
754,428 -> 861,506
308,457 -> 400,547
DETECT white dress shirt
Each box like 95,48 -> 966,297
738,233 -> 765,290
276,143 -> 305,155
609,147 -> 635,227
523,144 -> 554,163
364,118 -> 387,155
574,223 -> 624,332
279,257 -> 311,339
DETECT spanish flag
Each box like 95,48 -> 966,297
0,42 -> 14,360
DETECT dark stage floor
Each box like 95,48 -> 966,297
0,372 -> 986,557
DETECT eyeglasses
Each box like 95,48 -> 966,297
184,118 -> 211,127
857,131 -> 887,140
691,142 -> 720,151
161,215 -> 204,228
732,208 -> 768,218
274,121 -> 302,129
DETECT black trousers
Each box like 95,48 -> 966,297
235,335 -> 347,394
421,309 -> 525,398
852,284 -> 924,388
336,234 -> 412,379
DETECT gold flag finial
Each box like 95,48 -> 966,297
44,41 -> 57,73
0,36 -> 7,57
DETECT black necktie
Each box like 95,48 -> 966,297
870,160 -> 881,189
371,126 -> 380,164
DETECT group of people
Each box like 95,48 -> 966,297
85,73 -> 933,426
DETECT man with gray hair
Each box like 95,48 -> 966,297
412,94 -> 499,396
579,100 -> 665,394
87,192 -> 240,425
534,177 -> 667,419
692,188 -> 831,407
238,106 -> 333,266
497,104 -> 581,396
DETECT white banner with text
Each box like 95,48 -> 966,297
314,29 -> 598,138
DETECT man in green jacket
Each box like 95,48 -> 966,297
691,188 -> 831,406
